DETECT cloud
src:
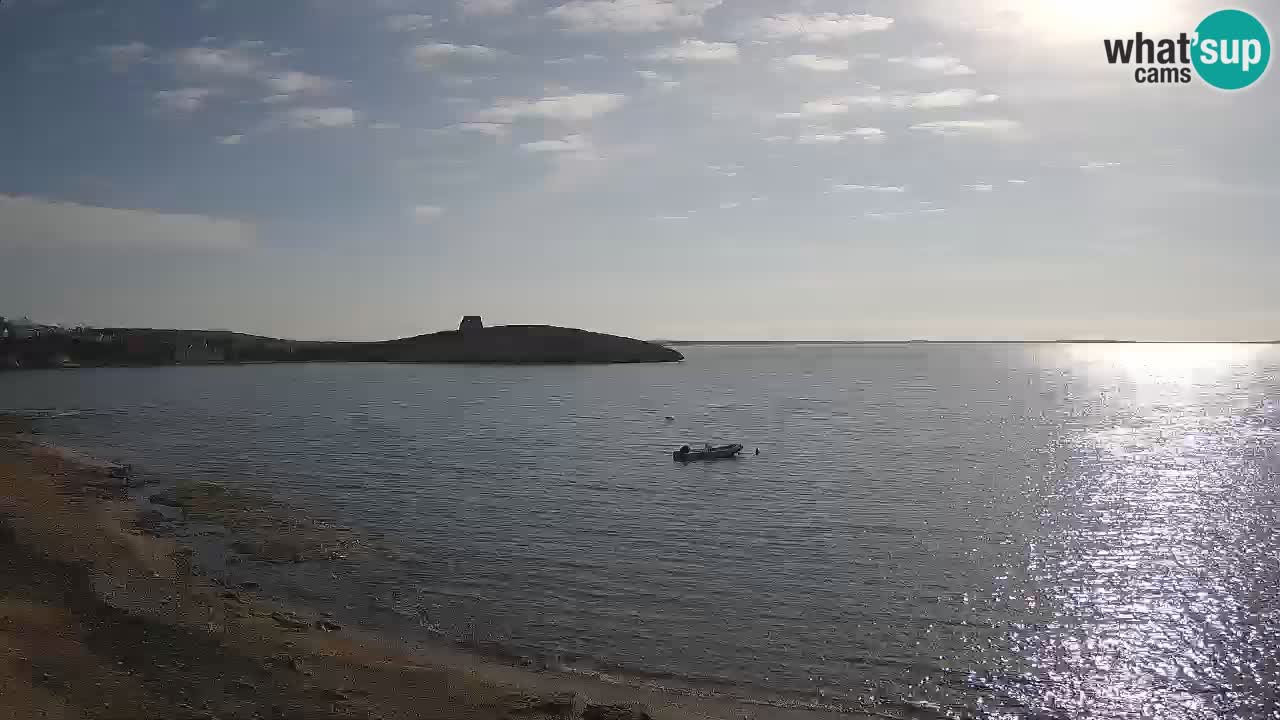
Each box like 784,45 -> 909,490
472,93 -> 627,123
719,201 -> 741,209
153,87 -> 216,112
549,0 -> 722,33
545,54 -> 606,64
647,39 -> 738,63
99,42 -> 149,72
452,121 -> 511,137
636,69 -> 682,90
0,195 -> 255,252
176,45 -> 261,76
833,183 -> 903,192
460,0 -> 519,15
909,88 -> 998,109
409,43 -> 500,69
1080,161 -> 1120,170
385,13 -> 433,31
909,119 -> 1020,136
782,54 -> 849,72
1007,178 -> 1029,184
793,128 -> 884,145
751,12 -> 894,42
781,89 -> 997,117
282,106 -> 358,128
263,71 -> 336,95
657,215 -> 690,220
413,205 -> 444,223
369,122 -> 401,130
965,183 -> 994,191
521,134 -> 590,153
217,134 -> 244,145
889,55 -> 975,76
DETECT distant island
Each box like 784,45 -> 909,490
0,315 -> 683,369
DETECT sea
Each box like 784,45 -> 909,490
3,343 -> 1279,719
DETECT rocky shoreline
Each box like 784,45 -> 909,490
0,414 -> 864,720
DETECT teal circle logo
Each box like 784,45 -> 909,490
1192,9 -> 1270,90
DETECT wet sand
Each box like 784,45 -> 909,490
0,415 -> 869,720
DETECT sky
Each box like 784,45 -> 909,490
0,0 -> 1276,341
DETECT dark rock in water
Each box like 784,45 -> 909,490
149,492 -> 185,508
270,611 -> 311,630
582,704 -> 653,720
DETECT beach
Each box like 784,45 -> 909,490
0,413 -> 862,720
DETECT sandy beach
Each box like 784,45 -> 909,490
0,414 -> 866,720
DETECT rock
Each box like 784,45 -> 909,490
149,492 -> 185,508
239,581 -> 260,590
581,704 -> 653,720
507,691 -> 576,716
232,678 -> 256,692
315,619 -> 342,632
270,611 -> 311,630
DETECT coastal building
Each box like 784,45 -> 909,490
459,315 -> 483,332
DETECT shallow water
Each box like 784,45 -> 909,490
4,343 -> 1279,718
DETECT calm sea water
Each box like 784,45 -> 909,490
4,344 -> 1279,718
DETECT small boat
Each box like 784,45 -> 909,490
673,443 -> 744,461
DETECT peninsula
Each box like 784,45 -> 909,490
0,316 -> 683,368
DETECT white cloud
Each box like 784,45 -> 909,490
0,195 -> 255,252
1007,178 -> 1029,184
460,0 -> 519,15
797,134 -> 847,144
283,106 -> 358,128
890,55 -> 975,76
176,45 -> 260,76
782,89 -> 997,117
636,69 -> 681,90
452,121 -> 511,137
910,119 -> 1020,136
262,94 -> 292,104
909,88 -> 998,109
263,71 -> 336,95
217,134 -> 244,145
100,42 -> 149,72
794,128 -> 884,145
369,122 -> 401,130
719,201 -> 741,209
413,205 -> 444,223
648,39 -> 738,63
385,13 -> 433,31
783,54 -> 849,72
1080,161 -> 1121,170
657,215 -> 690,220
409,43 -> 500,70
751,12 -> 894,42
154,87 -> 215,112
549,0 -> 722,33
833,183 -> 904,192
545,54 -> 606,64
521,134 -> 591,153
965,183 -> 994,191
473,93 -> 627,123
